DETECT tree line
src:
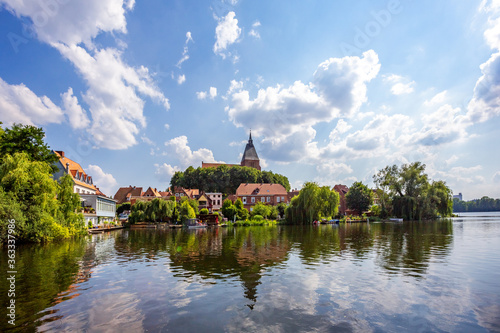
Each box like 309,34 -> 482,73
0,123 -> 85,243
453,197 -> 500,212
170,165 -> 291,196
128,197 -> 201,224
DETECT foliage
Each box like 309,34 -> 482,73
221,198 -> 249,221
116,203 -> 131,215
170,165 -> 291,195
251,202 -> 272,218
285,182 -> 340,224
374,162 -> 453,220
128,198 -> 177,224
0,123 -> 59,171
453,196 -> 500,212
345,181 -> 373,215
179,196 -> 199,215
200,208 -> 209,215
179,200 -> 196,223
0,152 -> 85,242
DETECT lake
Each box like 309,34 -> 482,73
2,213 -> 500,332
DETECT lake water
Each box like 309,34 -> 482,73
2,213 -> 500,332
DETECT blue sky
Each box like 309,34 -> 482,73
1,0 -> 499,200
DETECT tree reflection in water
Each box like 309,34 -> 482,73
0,220 -> 454,331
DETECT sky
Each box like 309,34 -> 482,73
1,0 -> 499,200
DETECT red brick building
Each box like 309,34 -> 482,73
333,184 -> 349,216
236,183 -> 288,211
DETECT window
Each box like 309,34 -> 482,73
243,197 -> 247,204
251,197 -> 255,203
281,196 -> 285,202
277,196 -> 280,203
175,193 -> 179,197
267,197 -> 270,202
261,197 -> 265,202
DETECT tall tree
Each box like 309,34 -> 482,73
0,123 -> 59,168
345,181 -> 373,215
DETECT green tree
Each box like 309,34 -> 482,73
0,123 -> 59,169
56,174 -> 85,235
200,208 -> 209,215
345,181 -> 373,216
285,182 -> 339,224
251,202 -> 271,218
221,199 -> 237,221
179,200 -> 196,223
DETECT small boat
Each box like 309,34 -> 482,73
185,218 -> 207,229
389,218 -> 403,222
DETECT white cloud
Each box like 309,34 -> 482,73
154,163 -> 180,183
329,119 -> 352,141
164,123 -> 170,130
494,170 -> 500,182
86,164 -> 118,197
467,3 -> 500,123
176,31 -> 193,68
2,0 -> 170,150
197,87 -> 217,100
196,91 -> 208,100
54,44 -> 169,150
412,104 -> 470,146
61,87 -> 90,129
384,74 -> 415,95
164,136 -> 223,168
1,0 -> 130,47
424,90 -> 448,107
0,77 -> 64,126
177,74 -> 186,85
213,11 -> 241,58
209,87 -> 217,99
249,21 -> 261,39
467,52 -> 500,122
227,50 -> 380,162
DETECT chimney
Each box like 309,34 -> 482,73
66,162 -> 70,173
56,150 -> 65,157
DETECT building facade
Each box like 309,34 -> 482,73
53,150 -> 116,227
235,183 -> 288,211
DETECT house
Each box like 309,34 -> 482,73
333,184 -> 349,216
53,150 -> 96,194
287,189 -> 300,202
201,131 -> 261,171
235,183 -> 288,211
114,186 -> 144,204
206,193 -> 223,211
52,150 -> 116,227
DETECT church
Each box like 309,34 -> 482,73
201,132 -> 261,171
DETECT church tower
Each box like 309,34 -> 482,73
240,131 -> 261,171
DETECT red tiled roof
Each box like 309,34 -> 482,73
334,184 -> 349,195
114,186 -> 143,204
236,183 -> 287,196
54,151 -> 96,191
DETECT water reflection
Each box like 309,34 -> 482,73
0,220 -> 456,332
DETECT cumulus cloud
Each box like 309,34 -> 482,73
2,0 -> 169,150
209,87 -> 217,99
412,105 -> 470,146
226,50 -> 380,162
176,31 -> 193,68
177,74 -> 186,85
213,11 -> 241,58
197,87 -> 217,100
61,87 -> 90,129
154,163 -> 180,183
55,44 -> 170,150
424,90 -> 448,107
86,164 -> 118,197
467,1 -> 500,123
384,74 -> 415,95
164,136 -> 223,168
0,77 -> 64,126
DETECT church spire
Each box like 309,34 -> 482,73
249,130 -> 253,143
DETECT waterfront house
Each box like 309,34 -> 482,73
114,186 -> 144,204
52,150 -> 117,227
235,183 -> 288,212
206,192 -> 223,211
